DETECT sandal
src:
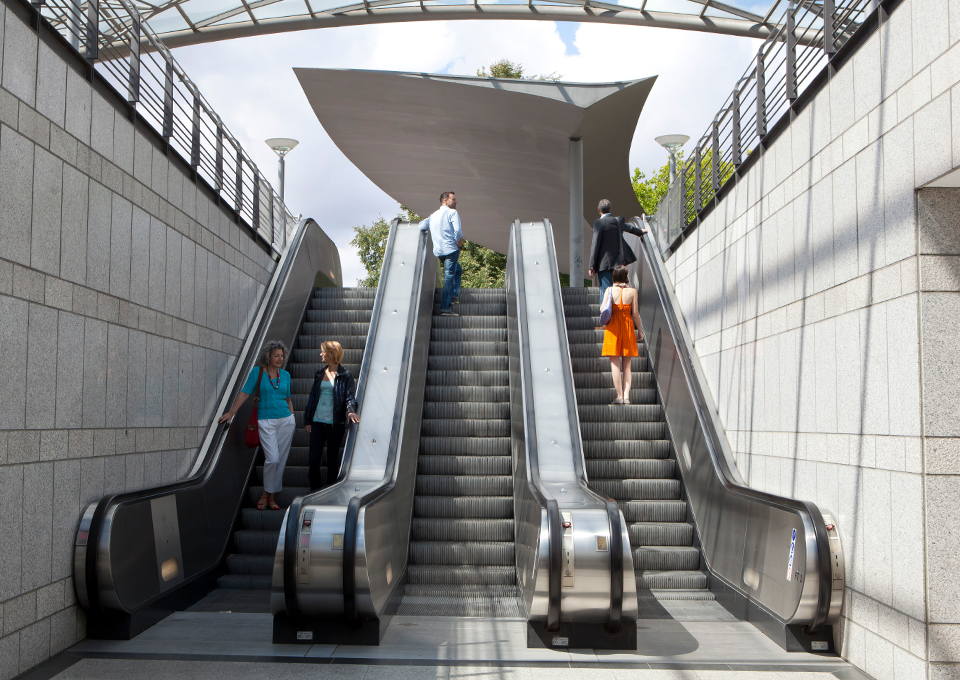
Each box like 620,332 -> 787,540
269,500 -> 281,511
256,495 -> 269,510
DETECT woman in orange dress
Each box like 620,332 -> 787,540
601,266 -> 644,404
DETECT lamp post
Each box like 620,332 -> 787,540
265,138 -> 299,202
655,134 -> 690,184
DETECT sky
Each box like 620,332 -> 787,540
171,20 -> 761,285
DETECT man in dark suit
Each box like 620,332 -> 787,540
588,199 -> 647,303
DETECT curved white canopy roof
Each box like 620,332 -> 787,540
296,69 -> 656,272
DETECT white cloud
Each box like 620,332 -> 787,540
172,20 -> 759,284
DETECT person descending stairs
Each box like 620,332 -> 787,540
217,287 -> 374,592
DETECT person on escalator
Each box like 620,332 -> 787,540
601,266 -> 644,405
303,341 -> 360,490
588,198 -> 647,304
420,191 -> 464,317
219,340 -> 295,510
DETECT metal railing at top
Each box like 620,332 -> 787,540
651,0 -> 878,259
31,0 -> 296,255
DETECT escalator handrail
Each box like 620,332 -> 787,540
510,221 -> 562,632
282,217 -> 404,622
82,217 -> 315,615
632,218 -> 834,632
541,218 -> 625,632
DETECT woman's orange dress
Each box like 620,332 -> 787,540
601,286 -> 639,358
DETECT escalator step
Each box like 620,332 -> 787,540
569,372 -> 654,390
407,565 -> 516,586
255,465 -> 309,487
415,475 -> 512,496
431,329 -> 507,342
308,297 -> 376,311
590,479 -> 680,501
411,518 -> 514,542
571,357 -> 648,372
429,341 -> 509,357
431,303 -> 507,316
234,530 -> 281,554
417,455 -> 512,476
240,508 -> 285,531
420,420 -> 510,438
409,541 -> 515,566
580,422 -> 665,440
428,356 -> 508,371
576,388 -> 657,404
302,321 -> 371,336
419,437 -> 510,456
424,386 -> 510,402
632,546 -> 700,570
426,370 -> 508,387
578,405 -> 664,423
431,316 -> 508,330
247,486 -> 310,508
586,459 -> 676,479
569,343 -> 647,359
638,571 -> 709,590
293,348 -> 364,364
423,402 -> 509,420
313,288 -> 377,298
226,554 -> 273,575
296,335 -> 366,350
432,289 -> 506,303
629,522 -> 694,547
217,575 -> 272,590
305,309 -> 373,323
414,496 -> 513,519
619,500 -> 688,523
583,440 -> 671,460
288,363 -> 360,380
398,585 -> 524,618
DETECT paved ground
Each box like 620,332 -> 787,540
19,613 -> 871,680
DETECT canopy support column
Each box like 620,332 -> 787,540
569,137 -> 584,287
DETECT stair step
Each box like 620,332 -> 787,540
233,530 -> 281,554
409,541 -> 515,566
638,571 -> 709,590
576,388 -> 657,404
428,356 -> 509,371
225,554 -> 273,576
420,420 -> 511,438
633,546 -> 700,570
407,565 -> 516,586
414,496 -> 513,519
590,479 -> 680,501
415,475 -> 512,496
583,440 -> 671,460
586,459 -> 676,479
217,575 -> 272,590
619,501 -> 688,523
419,437 -> 510,456
426,370 -> 508,387
411,518 -> 514,542
431,329 -> 507,342
240,507 -> 285,531
629,522 -> 694,547
424,386 -> 510,402
417,455 -> 512,476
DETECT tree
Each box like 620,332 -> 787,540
476,58 -> 561,82
350,217 -> 390,287
632,149 -> 736,225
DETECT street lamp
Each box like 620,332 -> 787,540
265,138 -> 299,202
655,134 -> 690,184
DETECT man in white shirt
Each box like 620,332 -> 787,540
419,191 -> 464,316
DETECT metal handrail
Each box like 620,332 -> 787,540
26,0 -> 295,254
78,216 -> 313,615
651,0 -> 881,258
633,219 -> 836,632
509,221 -> 563,632
540,219 -> 625,632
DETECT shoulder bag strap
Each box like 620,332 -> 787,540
253,367 -> 263,405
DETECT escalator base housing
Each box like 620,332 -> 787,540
526,620 -> 637,650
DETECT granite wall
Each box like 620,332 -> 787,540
0,0 -> 277,675
665,0 -> 960,677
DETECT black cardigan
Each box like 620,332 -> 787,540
303,364 -> 358,426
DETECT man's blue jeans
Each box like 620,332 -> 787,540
439,249 -> 462,311
597,270 -> 613,306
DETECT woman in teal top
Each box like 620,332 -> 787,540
220,340 -> 295,510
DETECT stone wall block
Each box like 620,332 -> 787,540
126,329 -> 146,428
0,465 -> 23,600
162,338 -> 179,427
63,69 -> 90,145
21,463 -> 53,591
105,325 -> 128,428
80,318 -> 107,428
85,182 -> 111,294
811,176 -> 836,294
164,228 -> 181,317
59,166 -> 88,286
144,334 -> 164,428
109,194 -> 132,300
882,2 -> 915,97
150,146 -> 167,199
889,472 -> 925,619
927,476 -> 960,622
54,312 -> 83,429
25,304 -> 57,430
1,9 -> 37,106
51,459 -> 79,581
886,295 -> 922,436
128,207 -> 150,306
920,293 -> 960,436
915,93 -> 953,187
882,119 -> 917,266
0,296 -> 27,429
914,0 -> 950,74
113,116 -> 133,175
88,95 -> 114,160
859,303 -> 890,435
148,217 -> 166,312
31,147 -> 63,277
35,43 -> 65,130
0,125 -> 34,267
133,132 -> 151,185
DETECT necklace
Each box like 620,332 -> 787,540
268,371 -> 281,389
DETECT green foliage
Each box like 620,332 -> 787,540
350,216 -> 391,288
632,149 -> 736,225
459,240 -> 507,288
476,58 -> 561,82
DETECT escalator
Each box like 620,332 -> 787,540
217,288 -> 373,595
562,288 -> 711,617
400,288 -> 522,617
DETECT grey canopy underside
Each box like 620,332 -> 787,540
296,68 -> 657,274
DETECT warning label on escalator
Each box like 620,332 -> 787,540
786,528 -> 797,581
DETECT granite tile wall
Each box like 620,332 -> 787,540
665,0 -> 960,677
0,2 -> 277,676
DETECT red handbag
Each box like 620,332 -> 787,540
243,367 -> 263,448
